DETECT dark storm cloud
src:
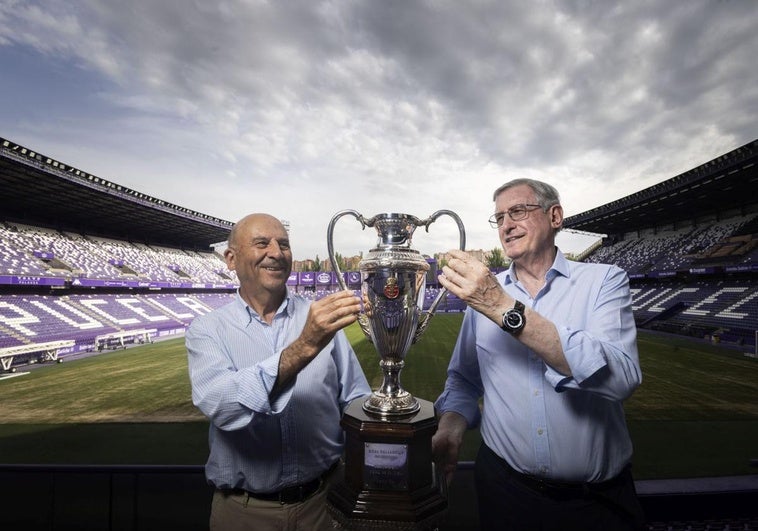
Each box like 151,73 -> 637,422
333,1 -> 758,169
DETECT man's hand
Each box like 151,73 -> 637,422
439,249 -> 510,321
274,290 -> 362,394
432,411 -> 468,487
299,290 -> 362,352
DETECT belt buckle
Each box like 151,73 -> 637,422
278,481 -> 316,504
538,477 -> 587,498
278,485 -> 300,505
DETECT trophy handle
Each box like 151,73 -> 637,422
327,209 -> 372,337
414,210 -> 466,341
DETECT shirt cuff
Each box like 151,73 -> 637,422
546,327 -> 608,390
435,390 -> 482,429
236,351 -> 293,415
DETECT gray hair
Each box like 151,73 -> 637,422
492,178 -> 561,209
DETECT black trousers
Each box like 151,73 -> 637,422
474,443 -> 645,531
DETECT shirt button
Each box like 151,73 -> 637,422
537,428 -> 544,435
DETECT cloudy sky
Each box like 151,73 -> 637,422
1,0 -> 756,260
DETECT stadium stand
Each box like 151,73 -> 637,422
567,139 -> 758,353
0,222 -> 239,284
0,292 -> 234,355
584,214 -> 758,275
1,135 -> 756,529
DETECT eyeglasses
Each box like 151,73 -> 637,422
488,204 -> 543,228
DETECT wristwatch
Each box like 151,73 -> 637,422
501,300 -> 526,335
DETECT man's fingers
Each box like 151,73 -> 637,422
446,249 -> 468,261
310,290 -> 361,332
313,290 -> 361,313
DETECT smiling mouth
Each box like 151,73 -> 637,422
504,234 -> 522,244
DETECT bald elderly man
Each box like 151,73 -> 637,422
187,213 -> 370,531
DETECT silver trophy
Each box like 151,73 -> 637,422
327,210 -> 466,417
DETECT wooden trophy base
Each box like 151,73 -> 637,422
327,397 -> 447,531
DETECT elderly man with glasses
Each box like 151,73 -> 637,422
432,178 -> 644,531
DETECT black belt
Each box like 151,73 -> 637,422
221,462 -> 337,505
505,465 -> 630,500
488,445 -> 630,499
226,477 -> 321,504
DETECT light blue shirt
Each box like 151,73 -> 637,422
435,250 -> 642,483
186,290 -> 370,492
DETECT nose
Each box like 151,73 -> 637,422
500,215 -> 517,232
269,241 -> 285,257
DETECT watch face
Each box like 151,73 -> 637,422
505,310 -> 524,329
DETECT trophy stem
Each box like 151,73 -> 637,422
363,359 -> 420,417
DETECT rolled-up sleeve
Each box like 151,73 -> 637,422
545,265 -> 642,401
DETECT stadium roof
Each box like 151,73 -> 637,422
0,137 -> 233,249
564,139 -> 758,236
2,136 -> 756,249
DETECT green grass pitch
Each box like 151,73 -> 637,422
0,313 -> 756,479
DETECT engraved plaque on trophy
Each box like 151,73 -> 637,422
326,210 -> 465,531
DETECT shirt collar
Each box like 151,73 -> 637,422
504,247 -> 570,286
233,288 -> 293,325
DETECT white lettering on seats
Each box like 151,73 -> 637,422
80,299 -> 140,325
683,287 -> 748,316
0,301 -> 39,336
647,288 -> 700,312
116,298 -> 169,322
31,300 -> 104,330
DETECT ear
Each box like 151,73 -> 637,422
224,247 -> 236,271
550,204 -> 564,229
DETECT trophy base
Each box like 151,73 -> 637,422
362,390 -> 420,417
327,398 -> 447,531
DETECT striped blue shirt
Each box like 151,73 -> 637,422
186,290 -> 370,492
435,250 -> 642,483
